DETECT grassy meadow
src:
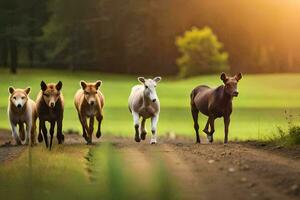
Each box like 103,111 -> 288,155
1,68 -> 300,141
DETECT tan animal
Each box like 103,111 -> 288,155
36,81 -> 64,150
8,87 -> 37,145
74,80 -> 104,144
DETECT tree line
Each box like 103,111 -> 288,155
0,0 -> 299,75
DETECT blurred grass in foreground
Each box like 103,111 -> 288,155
0,143 -> 179,200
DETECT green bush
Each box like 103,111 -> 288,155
274,125 -> 300,146
175,26 -> 229,77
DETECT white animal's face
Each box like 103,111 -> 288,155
9,87 -> 30,109
138,77 -> 162,102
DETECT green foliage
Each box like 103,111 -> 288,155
176,27 -> 229,77
272,112 -> 300,146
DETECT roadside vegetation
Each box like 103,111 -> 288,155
270,111 -> 300,146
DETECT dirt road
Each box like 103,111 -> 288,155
0,130 -> 299,200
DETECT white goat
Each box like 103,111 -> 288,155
128,77 -> 161,144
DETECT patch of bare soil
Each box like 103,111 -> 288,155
108,135 -> 300,200
0,129 -> 25,163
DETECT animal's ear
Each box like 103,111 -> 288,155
220,72 -> 228,83
80,80 -> 87,89
95,80 -> 102,89
56,81 -> 63,91
41,81 -> 47,91
235,73 -> 242,82
8,86 -> 15,94
153,76 -> 162,83
24,87 -> 31,94
138,77 -> 145,84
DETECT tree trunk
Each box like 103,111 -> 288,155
10,39 -> 18,74
28,41 -> 34,68
0,39 -> 9,67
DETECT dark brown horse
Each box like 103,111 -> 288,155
190,72 -> 242,143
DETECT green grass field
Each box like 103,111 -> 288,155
1,68 -> 300,140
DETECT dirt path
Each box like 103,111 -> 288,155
1,131 -> 299,200
109,136 -> 300,200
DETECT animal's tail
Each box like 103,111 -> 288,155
190,88 -> 197,104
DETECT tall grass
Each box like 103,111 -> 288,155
270,111 -> 300,146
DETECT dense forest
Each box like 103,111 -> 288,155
0,0 -> 299,75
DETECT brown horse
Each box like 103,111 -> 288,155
190,72 -> 242,143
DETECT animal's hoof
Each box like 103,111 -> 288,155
141,132 -> 147,140
96,131 -> 101,138
83,134 -> 88,141
135,137 -> 141,142
15,138 -> 22,146
150,139 -> 157,144
38,134 -> 43,143
30,143 -> 37,147
196,140 -> 201,144
207,135 -> 213,143
86,142 -> 92,145
61,135 -> 65,142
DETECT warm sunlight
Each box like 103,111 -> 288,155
0,1 -> 300,200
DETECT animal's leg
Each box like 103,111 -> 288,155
88,116 -> 94,144
49,121 -> 55,150
79,114 -> 89,142
31,120 -> 36,146
132,112 -> 140,142
207,116 -> 215,143
57,118 -> 64,144
140,118 -> 147,140
25,121 -> 32,145
224,116 -> 230,144
150,115 -> 159,144
38,122 -> 43,143
203,120 -> 210,135
96,114 -> 103,138
19,123 -> 25,141
11,123 -> 21,145
41,120 -> 49,148
191,107 -> 200,143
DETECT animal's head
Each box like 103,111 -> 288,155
138,77 -> 162,102
9,87 -> 31,109
220,72 -> 242,97
80,80 -> 102,106
41,81 -> 63,108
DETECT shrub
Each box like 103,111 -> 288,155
272,111 -> 300,146
175,26 -> 229,78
